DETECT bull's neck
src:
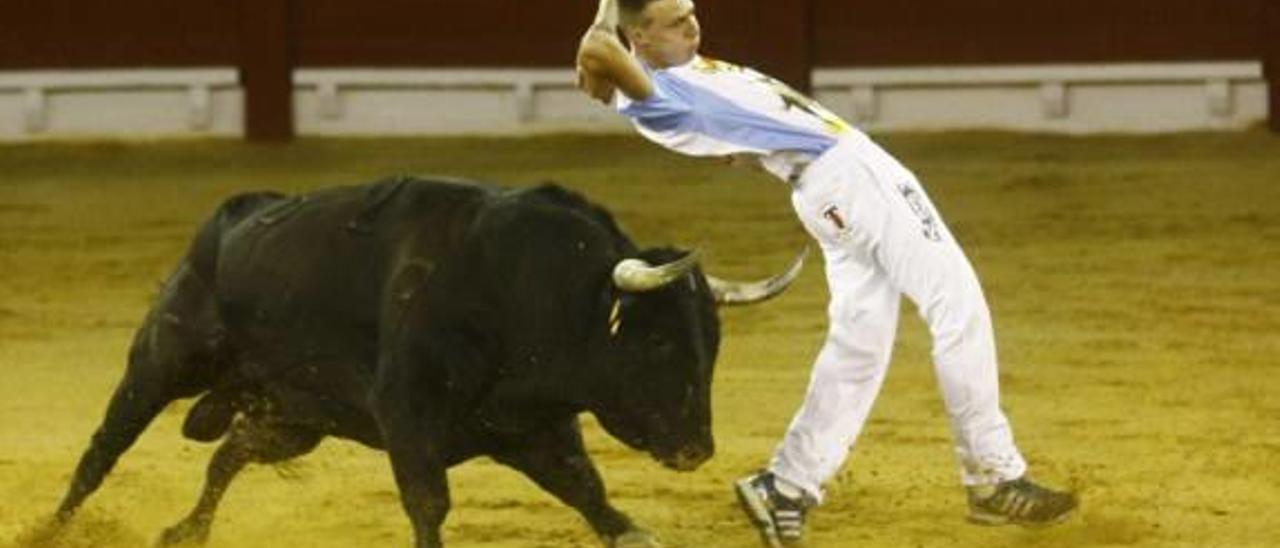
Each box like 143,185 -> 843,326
485,342 -> 596,412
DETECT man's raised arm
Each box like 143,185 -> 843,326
576,0 -> 654,104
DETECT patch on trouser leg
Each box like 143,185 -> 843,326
821,204 -> 847,231
896,183 -> 942,242
819,203 -> 854,242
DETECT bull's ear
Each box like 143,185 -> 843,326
608,297 -> 623,337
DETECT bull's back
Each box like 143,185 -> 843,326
211,178 -> 492,383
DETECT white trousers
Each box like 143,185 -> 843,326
768,134 -> 1027,503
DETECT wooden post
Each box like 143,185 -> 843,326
241,0 -> 294,141
1266,0 -> 1280,132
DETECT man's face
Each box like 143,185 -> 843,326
629,0 -> 701,68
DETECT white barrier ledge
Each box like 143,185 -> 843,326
0,64 -> 1268,139
0,68 -> 239,135
0,69 -> 238,89
814,62 -> 1267,131
293,68 -> 581,124
815,62 -> 1262,87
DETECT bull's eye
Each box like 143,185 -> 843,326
647,334 -> 675,357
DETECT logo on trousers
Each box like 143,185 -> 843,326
822,204 -> 847,231
897,184 -> 942,242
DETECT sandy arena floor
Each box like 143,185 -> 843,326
1,133 -> 1278,547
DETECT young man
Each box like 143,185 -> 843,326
575,0 -> 1079,546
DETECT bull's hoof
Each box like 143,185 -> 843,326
155,520 -> 210,546
607,529 -> 663,548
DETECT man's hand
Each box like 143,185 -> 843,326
577,65 -> 617,105
576,28 -> 621,104
575,27 -> 653,104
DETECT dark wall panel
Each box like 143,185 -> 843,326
294,0 -> 582,67
0,0 -> 239,68
3,1 -> 1265,69
815,0 -> 1265,66
0,0 -> 1274,132
292,0 -> 806,81
692,0 -> 762,62
695,0 -> 812,90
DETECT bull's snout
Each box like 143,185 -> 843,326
663,443 -> 714,472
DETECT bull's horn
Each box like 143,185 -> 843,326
707,247 -> 808,306
612,250 -> 701,292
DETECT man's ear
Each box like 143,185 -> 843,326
623,26 -> 645,48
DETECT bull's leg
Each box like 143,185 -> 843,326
23,372 -> 177,547
383,445 -> 450,548
491,421 -> 646,547
372,352 -> 454,548
158,420 -> 323,546
53,367 -> 174,522
54,261 -> 225,524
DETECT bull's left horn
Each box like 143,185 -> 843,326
707,247 -> 808,306
612,250 -> 701,292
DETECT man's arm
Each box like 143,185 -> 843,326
576,0 -> 653,104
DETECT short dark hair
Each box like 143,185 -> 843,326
619,0 -> 661,27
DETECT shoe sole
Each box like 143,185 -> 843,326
967,506 -> 1076,528
734,478 -> 783,548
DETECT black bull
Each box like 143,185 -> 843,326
46,177 -> 804,547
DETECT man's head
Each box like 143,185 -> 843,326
619,0 -> 701,69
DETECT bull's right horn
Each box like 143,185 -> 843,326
706,247 -> 808,305
612,250 -> 701,292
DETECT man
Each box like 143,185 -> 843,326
575,0 -> 1079,546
